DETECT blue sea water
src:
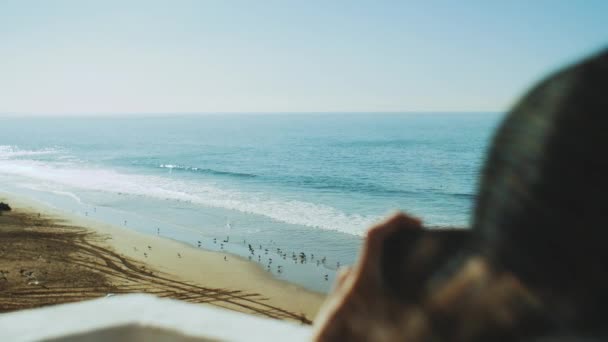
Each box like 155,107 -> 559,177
0,113 -> 502,292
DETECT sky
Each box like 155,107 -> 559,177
0,0 -> 607,115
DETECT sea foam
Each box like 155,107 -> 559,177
0,148 -> 378,236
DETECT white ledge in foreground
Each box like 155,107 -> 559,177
0,294 -> 313,342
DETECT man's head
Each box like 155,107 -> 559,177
313,48 -> 608,341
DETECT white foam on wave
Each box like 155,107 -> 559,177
16,183 -> 84,205
51,190 -> 84,204
0,149 -> 378,236
0,145 -> 60,159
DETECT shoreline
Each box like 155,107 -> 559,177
0,191 -> 326,322
0,183 -> 348,293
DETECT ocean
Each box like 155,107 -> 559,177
0,112 -> 502,292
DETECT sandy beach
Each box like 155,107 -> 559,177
0,193 -> 326,323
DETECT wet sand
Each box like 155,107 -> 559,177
0,194 -> 325,323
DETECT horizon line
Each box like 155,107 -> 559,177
0,110 -> 503,117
